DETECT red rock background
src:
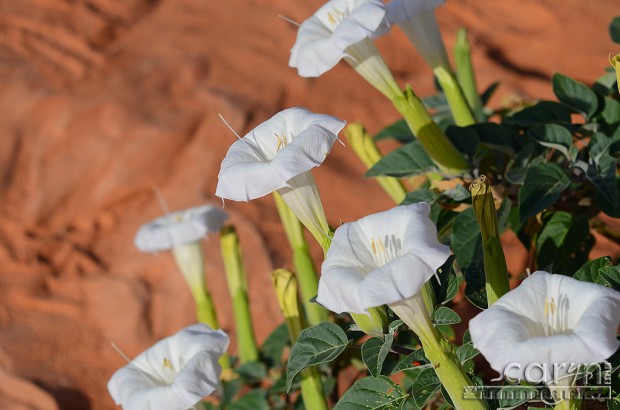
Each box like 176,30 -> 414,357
0,0 -> 619,409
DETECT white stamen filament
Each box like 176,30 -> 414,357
543,295 -> 569,336
369,234 -> 402,266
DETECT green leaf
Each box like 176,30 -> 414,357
361,335 -> 394,378
497,385 -> 539,409
518,163 -> 570,221
433,255 -> 458,305
480,81 -> 500,106
388,320 -> 404,334
528,124 -> 573,159
553,73 -> 599,118
456,343 -> 480,365
366,141 -> 434,178
374,119 -> 414,143
611,17 -> 620,44
451,208 -> 482,270
445,126 -> 480,159
334,376 -> 409,410
228,390 -> 270,410
473,123 -> 516,151
431,306 -> 461,325
463,259 -> 488,310
235,361 -> 267,383
286,322 -> 350,392
261,323 -> 289,366
536,212 -> 594,276
505,101 -> 572,126
574,256 -> 613,283
401,188 -> 438,205
391,349 -> 430,374
602,97 -> 620,125
410,368 -> 441,408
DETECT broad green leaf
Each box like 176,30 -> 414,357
401,188 -> 438,205
518,163 -> 570,221
391,349 -> 430,374
388,320 -> 404,334
423,94 -> 449,110
222,378 -> 243,406
366,141 -> 434,178
553,73 -> 599,118
410,368 -> 441,408
261,323 -> 289,366
588,155 -> 620,217
334,376 -> 409,410
463,258 -> 488,310
528,124 -> 573,159
442,184 -> 471,202
611,17 -> 620,44
228,390 -> 270,410
602,97 -> 620,125
286,322 -> 349,391
594,71 -> 618,95
589,132 -> 620,164
497,385 -> 539,409
456,343 -> 480,365
431,306 -> 461,325
451,207 -> 482,269
574,256 -> 613,283
505,143 -> 540,185
433,255 -> 459,305
374,119 -> 414,143
446,125 -> 480,159
480,81 -> 500,106
504,101 -> 572,126
236,361 -> 267,383
473,122 -> 516,151
536,212 -> 594,276
361,335 -> 394,378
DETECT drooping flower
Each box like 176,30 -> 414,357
135,205 -> 228,253
216,107 -> 345,247
316,202 -> 450,314
108,324 -> 229,410
289,0 -> 402,99
386,0 -> 450,71
469,271 -> 620,385
135,204 -> 228,330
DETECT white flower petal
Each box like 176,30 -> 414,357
135,206 -> 228,252
289,0 -> 389,77
108,324 -> 229,410
216,108 -> 345,202
469,271 -> 620,383
317,203 -> 450,313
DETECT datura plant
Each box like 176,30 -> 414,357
107,10 -> 620,410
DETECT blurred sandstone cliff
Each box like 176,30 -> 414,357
0,0 -> 618,409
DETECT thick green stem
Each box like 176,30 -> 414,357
343,123 -> 408,204
273,192 -> 328,325
434,66 -> 476,126
469,176 -> 510,306
549,380 -> 581,410
390,295 -> 488,410
350,307 -> 388,337
272,269 -> 328,410
172,242 -> 230,370
220,226 -> 259,363
454,28 -> 484,122
391,87 -> 469,174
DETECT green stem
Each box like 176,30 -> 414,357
549,383 -> 581,410
273,192 -> 328,326
194,292 -> 219,331
343,123 -> 408,204
454,28 -> 484,122
469,176 -> 510,306
434,66 -> 476,126
389,295 -> 488,410
391,87 -> 469,174
220,226 -> 259,363
272,269 -> 328,410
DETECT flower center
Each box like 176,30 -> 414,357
275,131 -> 288,151
160,357 -> 177,385
369,234 -> 402,267
542,295 -> 569,336
326,7 -> 349,30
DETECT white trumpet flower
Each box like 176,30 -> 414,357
316,203 -> 450,314
289,0 -> 402,99
107,324 -> 229,410
469,271 -> 620,385
216,107 -> 345,247
386,0 -> 450,71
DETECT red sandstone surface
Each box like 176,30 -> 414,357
0,0 -> 618,409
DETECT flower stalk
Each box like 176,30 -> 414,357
273,192 -> 328,325
469,176 -> 510,306
219,226 -> 259,363
454,28 -> 484,122
434,65 -> 476,126
391,86 -> 469,174
344,123 -> 407,203
272,269 -> 328,410
610,53 -> 620,95
389,294 -> 487,410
